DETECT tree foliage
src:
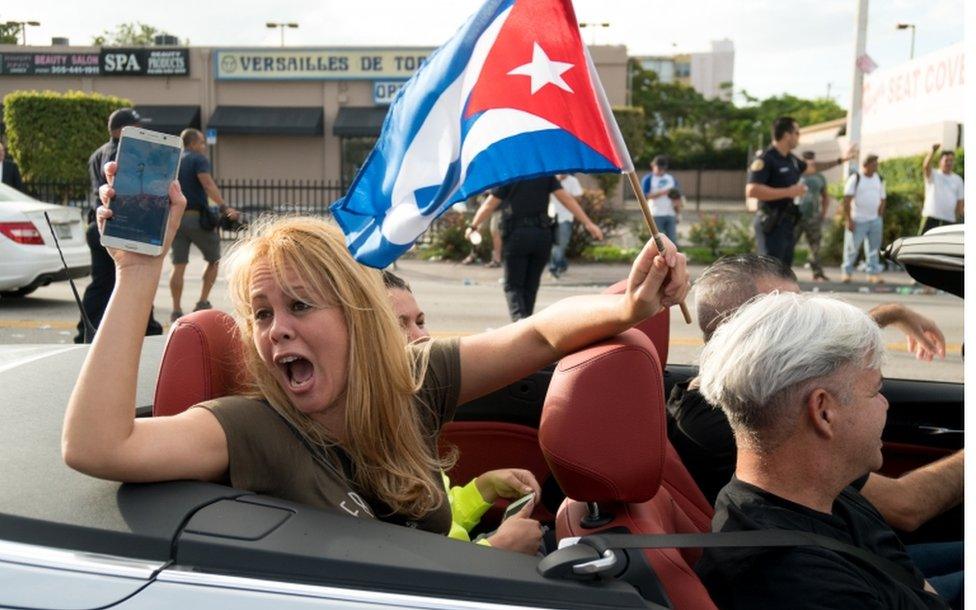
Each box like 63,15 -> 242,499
0,21 -> 20,44
3,90 -> 132,185
629,62 -> 846,170
93,22 -> 166,46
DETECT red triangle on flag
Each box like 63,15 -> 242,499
464,0 -> 621,167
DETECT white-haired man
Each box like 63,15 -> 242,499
695,293 -> 959,609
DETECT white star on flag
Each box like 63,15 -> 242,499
507,42 -> 574,95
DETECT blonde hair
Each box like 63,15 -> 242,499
224,215 -> 452,519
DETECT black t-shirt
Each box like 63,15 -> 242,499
491,176 -> 561,220
669,383 -> 870,507
747,146 -> 807,208
696,477 -> 948,610
88,139 -> 118,212
178,150 -> 212,211
666,381 -> 735,505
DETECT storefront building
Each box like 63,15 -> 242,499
0,43 -> 630,188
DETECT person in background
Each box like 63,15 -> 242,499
466,176 -> 603,321
641,155 -> 679,245
169,128 -> 239,321
747,117 -> 854,269
381,270 -> 545,554
548,173 -> 585,279
74,108 -> 162,343
841,154 -> 886,284
795,150 -> 830,281
0,142 -> 23,191
919,144 -> 964,234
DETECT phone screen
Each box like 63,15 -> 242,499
502,493 -> 535,522
103,136 -> 181,246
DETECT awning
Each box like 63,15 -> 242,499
207,106 -> 324,136
332,106 -> 388,138
134,105 -> 201,135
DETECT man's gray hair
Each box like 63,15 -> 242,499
699,292 -> 884,449
695,254 -> 797,342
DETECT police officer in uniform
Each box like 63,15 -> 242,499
747,116 -> 854,269
466,176 -> 603,321
75,108 -> 163,343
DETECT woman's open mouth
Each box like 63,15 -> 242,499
277,355 -> 315,393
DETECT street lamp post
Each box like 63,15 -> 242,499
266,21 -> 298,47
5,20 -> 40,45
896,22 -> 916,60
578,21 -> 609,46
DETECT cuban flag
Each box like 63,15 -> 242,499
330,0 -> 634,268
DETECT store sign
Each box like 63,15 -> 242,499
0,52 -> 100,76
100,48 -> 190,76
372,81 -> 406,105
862,43 -> 964,133
0,49 -> 189,76
215,49 -> 432,80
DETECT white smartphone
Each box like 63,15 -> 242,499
101,126 -> 183,256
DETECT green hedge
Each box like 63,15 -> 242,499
3,90 -> 132,185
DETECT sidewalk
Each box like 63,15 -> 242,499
390,255 -> 923,296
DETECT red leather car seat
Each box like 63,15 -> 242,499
602,279 -> 669,369
539,329 -> 715,610
153,309 -> 248,417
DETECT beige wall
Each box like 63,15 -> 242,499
1,43 -> 630,184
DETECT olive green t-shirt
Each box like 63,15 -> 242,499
195,337 -> 461,535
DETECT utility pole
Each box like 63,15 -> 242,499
845,0 -> 868,178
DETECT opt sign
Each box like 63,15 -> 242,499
372,81 -> 405,105
862,43 -> 964,133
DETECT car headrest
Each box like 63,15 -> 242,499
540,328 -> 666,504
153,309 -> 249,417
602,279 -> 669,368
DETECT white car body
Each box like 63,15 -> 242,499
0,183 -> 91,294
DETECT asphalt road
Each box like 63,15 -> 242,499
0,253 -> 963,383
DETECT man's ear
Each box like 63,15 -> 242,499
806,387 -> 836,439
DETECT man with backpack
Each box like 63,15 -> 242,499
841,154 -> 885,284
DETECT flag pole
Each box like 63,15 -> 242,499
626,171 -> 693,324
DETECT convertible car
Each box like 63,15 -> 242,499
0,240 -> 962,609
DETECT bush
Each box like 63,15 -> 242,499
687,213 -> 726,258
417,188 -> 626,263
566,188 -> 627,257
416,210 -> 478,262
723,215 -> 755,254
3,90 -> 132,186
580,244 -> 638,263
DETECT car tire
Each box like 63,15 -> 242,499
0,286 -> 38,298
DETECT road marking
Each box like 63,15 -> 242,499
0,320 -> 77,330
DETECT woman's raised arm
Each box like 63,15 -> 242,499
62,162 -> 228,483
457,235 -> 688,404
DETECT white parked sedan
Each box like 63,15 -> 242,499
0,183 -> 90,298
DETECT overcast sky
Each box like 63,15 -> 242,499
3,0 -> 965,107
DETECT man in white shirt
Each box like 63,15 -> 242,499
920,144 -> 964,234
641,155 -> 680,245
841,154 -> 886,284
547,173 -> 584,278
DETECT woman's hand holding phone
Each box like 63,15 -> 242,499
98,161 -> 187,271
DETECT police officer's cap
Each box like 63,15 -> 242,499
108,108 -> 149,131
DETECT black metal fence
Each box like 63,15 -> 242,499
22,179 -> 345,240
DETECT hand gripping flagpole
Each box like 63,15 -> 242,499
625,172 -> 691,324
583,47 -> 692,324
